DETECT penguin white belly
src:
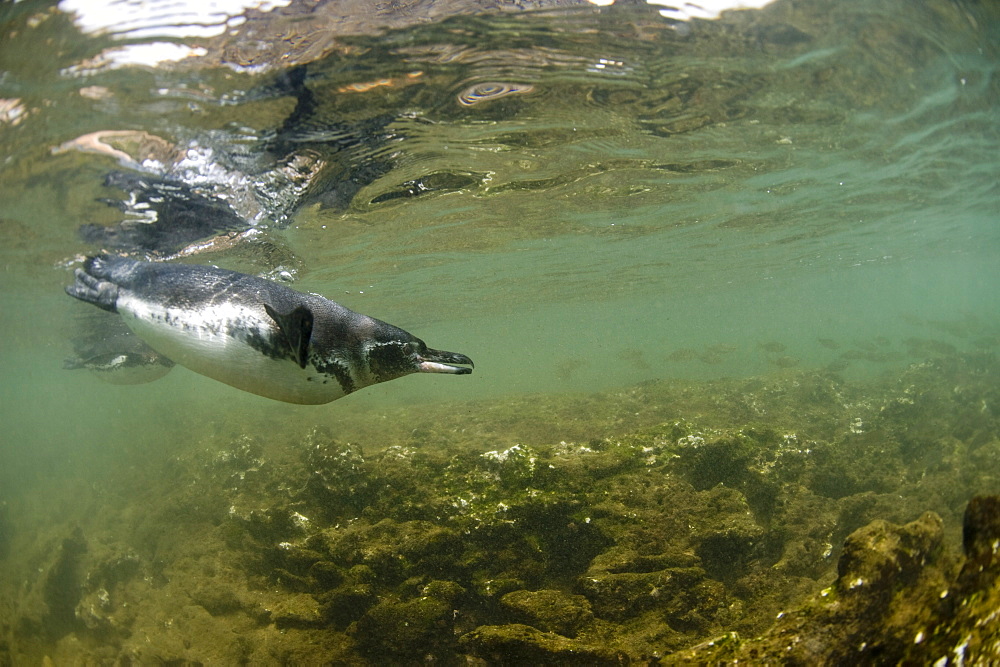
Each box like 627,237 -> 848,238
116,291 -> 346,404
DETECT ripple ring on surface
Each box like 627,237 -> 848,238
457,81 -> 534,107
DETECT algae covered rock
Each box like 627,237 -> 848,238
6,352 -> 999,664
962,494 -> 1000,571
835,510 -> 944,598
189,581 -> 242,616
269,593 -> 323,629
578,565 -> 706,622
500,589 -> 594,637
689,485 -> 766,582
316,582 -> 376,628
297,428 -> 370,519
321,518 -> 463,582
459,623 -> 625,665
913,494 -> 1000,663
354,595 -> 452,654
675,500 -> 1000,665
365,445 -> 451,521
352,580 -> 465,658
19,527 -> 89,641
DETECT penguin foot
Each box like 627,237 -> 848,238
65,266 -> 120,313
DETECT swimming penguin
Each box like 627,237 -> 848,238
65,255 -> 473,404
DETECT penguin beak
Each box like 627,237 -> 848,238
417,349 -> 474,374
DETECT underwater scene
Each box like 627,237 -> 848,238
0,0 -> 998,662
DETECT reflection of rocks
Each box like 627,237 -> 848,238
191,0 -> 597,72
55,0 -> 879,263
59,2 -> 613,265
79,172 -> 249,256
51,130 -> 183,169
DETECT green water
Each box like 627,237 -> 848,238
0,0 -> 998,660
2,0 -> 996,465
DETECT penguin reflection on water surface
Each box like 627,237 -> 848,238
65,255 -> 473,404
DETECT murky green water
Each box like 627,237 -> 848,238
0,0 -> 997,661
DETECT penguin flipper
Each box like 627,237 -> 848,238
264,303 -> 313,369
65,268 -> 120,312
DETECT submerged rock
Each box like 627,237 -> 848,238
4,353 -> 999,664
675,496 -> 1000,665
352,580 -> 465,659
459,623 -> 625,664
500,589 -> 595,638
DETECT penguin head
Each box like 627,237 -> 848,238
365,325 -> 474,383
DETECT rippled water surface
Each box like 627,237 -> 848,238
0,0 -> 997,660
